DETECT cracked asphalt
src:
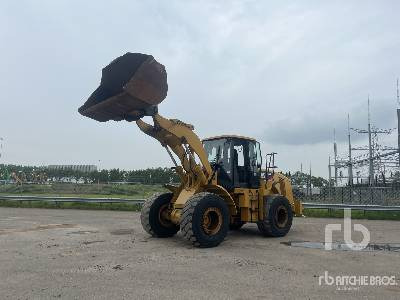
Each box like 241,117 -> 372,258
0,207 -> 399,299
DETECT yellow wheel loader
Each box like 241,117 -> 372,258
79,53 -> 303,248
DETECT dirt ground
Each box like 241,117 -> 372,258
0,207 -> 399,299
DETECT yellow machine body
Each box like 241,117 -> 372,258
137,113 -> 303,226
79,52 -> 302,246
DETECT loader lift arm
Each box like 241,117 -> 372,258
136,113 -> 237,215
136,113 -> 212,180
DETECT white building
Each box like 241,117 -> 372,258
47,165 -> 97,173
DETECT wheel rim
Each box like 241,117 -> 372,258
275,205 -> 288,228
202,207 -> 223,235
158,204 -> 173,228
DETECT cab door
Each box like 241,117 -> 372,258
232,139 -> 262,189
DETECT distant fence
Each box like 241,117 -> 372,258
296,186 -> 400,206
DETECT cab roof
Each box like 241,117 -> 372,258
202,135 -> 257,142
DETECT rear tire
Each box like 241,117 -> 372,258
181,192 -> 229,248
257,195 -> 293,237
141,193 -> 179,238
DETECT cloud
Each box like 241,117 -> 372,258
0,0 -> 399,177
262,98 -> 398,145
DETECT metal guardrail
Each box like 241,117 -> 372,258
303,202 -> 400,211
1,196 -> 400,212
0,195 -> 145,205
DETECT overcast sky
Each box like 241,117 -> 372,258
1,1 -> 399,177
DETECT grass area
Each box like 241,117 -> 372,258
0,200 -> 141,211
0,183 -> 166,199
0,183 -> 162,211
304,208 -> 400,221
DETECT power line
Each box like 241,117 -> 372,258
330,94 -> 399,186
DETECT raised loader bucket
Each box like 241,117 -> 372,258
79,52 -> 168,122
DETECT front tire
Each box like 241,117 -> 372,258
181,192 -> 229,248
257,195 -> 293,237
141,193 -> 179,238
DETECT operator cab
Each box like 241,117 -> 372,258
202,135 -> 262,191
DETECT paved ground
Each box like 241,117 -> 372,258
0,207 -> 399,300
